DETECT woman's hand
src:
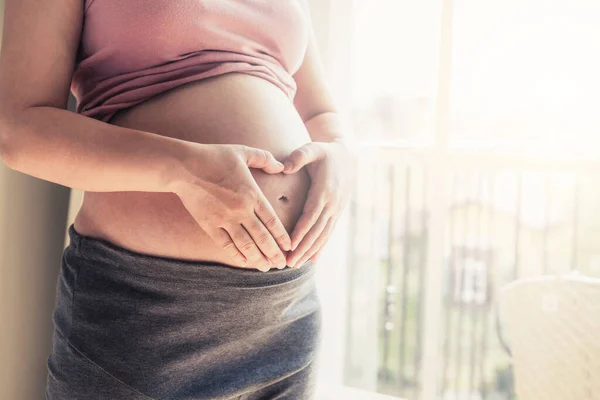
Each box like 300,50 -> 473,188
172,143 -> 292,271
282,140 -> 353,268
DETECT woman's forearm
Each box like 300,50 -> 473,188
303,111 -> 351,143
0,106 -> 192,193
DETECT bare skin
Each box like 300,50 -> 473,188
0,0 -> 350,272
74,74 -> 312,269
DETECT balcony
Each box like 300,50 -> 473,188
332,142 -> 600,400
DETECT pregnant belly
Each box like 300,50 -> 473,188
73,73 -> 312,268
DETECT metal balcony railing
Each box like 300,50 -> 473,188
342,143 -> 600,400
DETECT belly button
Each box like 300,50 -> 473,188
278,195 -> 289,203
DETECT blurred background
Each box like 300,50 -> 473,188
2,0 -> 600,399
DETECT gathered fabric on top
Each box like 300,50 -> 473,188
70,0 -> 311,123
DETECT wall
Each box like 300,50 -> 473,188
0,2 -> 77,398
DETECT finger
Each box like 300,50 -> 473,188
287,205 -> 331,268
282,143 -> 324,174
254,196 -> 292,252
308,215 -> 338,261
242,146 -> 284,174
225,224 -> 267,267
295,216 -> 337,268
242,216 -> 287,269
289,188 -> 327,250
204,226 -> 248,267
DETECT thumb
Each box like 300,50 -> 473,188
241,146 -> 284,174
282,143 -> 323,174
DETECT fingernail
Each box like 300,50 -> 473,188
283,161 -> 293,172
277,161 -> 285,169
272,258 -> 283,269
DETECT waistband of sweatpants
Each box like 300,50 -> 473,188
67,223 -> 315,286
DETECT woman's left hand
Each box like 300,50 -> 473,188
282,140 -> 353,268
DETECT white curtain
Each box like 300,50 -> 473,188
302,0 -> 364,395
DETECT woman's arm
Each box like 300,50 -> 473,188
0,0 -> 187,193
0,0 -> 291,270
283,13 -> 355,267
292,17 -> 349,144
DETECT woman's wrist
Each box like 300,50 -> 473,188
303,111 -> 352,143
303,111 -> 358,157
162,139 -> 209,196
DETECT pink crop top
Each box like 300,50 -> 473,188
70,0 -> 311,123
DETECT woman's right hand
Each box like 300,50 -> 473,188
171,142 -> 291,271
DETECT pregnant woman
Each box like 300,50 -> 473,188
0,0 -> 352,399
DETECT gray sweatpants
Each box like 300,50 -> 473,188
45,224 -> 323,399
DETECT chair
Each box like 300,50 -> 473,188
498,272 -> 600,400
